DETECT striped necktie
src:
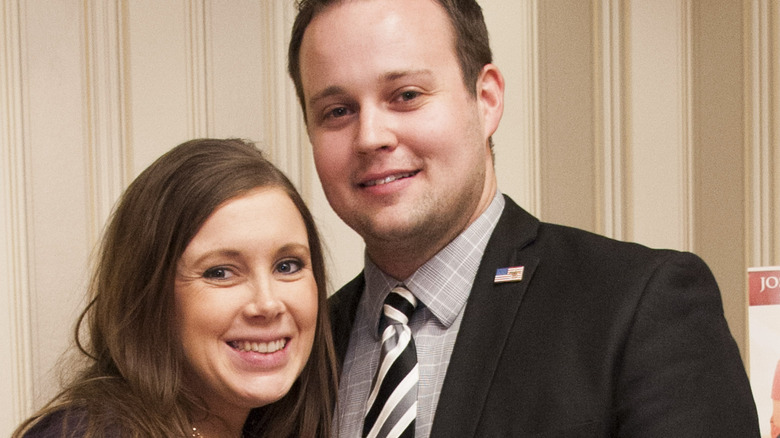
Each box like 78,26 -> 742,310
363,285 -> 419,438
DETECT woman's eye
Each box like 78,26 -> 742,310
203,267 -> 233,280
276,259 -> 302,274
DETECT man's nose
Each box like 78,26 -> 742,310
354,106 -> 397,153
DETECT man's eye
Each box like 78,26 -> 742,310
327,107 -> 350,118
203,267 -> 233,280
400,90 -> 420,101
276,259 -> 302,274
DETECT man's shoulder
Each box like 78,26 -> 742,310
499,195 -> 699,275
498,195 -> 666,259
536,220 -> 685,262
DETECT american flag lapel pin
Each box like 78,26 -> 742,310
494,266 -> 525,283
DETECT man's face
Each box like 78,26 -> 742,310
299,0 -> 503,275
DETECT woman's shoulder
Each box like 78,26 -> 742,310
20,408 -> 88,438
21,406 -> 132,437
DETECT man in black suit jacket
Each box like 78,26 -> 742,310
288,0 -> 760,436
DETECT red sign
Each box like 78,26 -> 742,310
749,266 -> 780,306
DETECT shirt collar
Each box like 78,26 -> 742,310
363,192 -> 505,337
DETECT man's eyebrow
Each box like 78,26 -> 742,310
308,85 -> 347,107
383,69 -> 434,82
308,70 -> 435,107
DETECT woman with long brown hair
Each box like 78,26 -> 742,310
14,138 -> 338,437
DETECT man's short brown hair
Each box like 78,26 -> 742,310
287,0 -> 493,115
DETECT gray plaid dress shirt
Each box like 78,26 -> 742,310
333,192 -> 505,437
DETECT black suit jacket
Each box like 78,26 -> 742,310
330,195 -> 759,437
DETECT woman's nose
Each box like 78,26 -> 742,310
244,279 -> 284,319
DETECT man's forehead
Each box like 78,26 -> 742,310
301,0 -> 452,51
298,0 -> 459,103
306,0 -> 446,25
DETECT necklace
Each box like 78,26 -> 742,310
191,425 -> 247,437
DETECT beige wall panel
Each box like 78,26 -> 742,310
1,0 -> 32,432
747,0 -> 779,268
482,0 -> 542,213
19,0 -> 92,411
209,2 -> 267,143
537,0 -> 597,231
626,0 -> 692,251
125,0 -> 191,173
691,0 -> 747,359
775,2 -> 780,266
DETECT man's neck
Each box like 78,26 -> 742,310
367,190 -> 499,280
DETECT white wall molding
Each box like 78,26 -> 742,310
746,0 -> 777,267
520,0 -> 542,217
83,0 -> 128,242
484,0 -> 541,215
0,0 -> 34,431
186,0 -> 211,139
594,0 -> 625,241
680,0 -> 695,251
261,1 -> 306,192
625,0 -> 694,250
774,0 -> 780,266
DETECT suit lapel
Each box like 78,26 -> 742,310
430,196 -> 540,438
329,273 -> 365,365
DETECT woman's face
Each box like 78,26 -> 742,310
174,187 -> 318,419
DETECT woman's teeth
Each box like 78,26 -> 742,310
230,339 -> 286,353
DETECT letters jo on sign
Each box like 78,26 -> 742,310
748,266 -> 780,306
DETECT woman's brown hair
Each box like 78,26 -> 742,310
13,138 -> 337,437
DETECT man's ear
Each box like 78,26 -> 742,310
476,63 -> 505,139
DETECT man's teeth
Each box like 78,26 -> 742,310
231,340 -> 286,353
363,172 -> 416,187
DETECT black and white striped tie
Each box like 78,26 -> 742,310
363,285 -> 418,438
